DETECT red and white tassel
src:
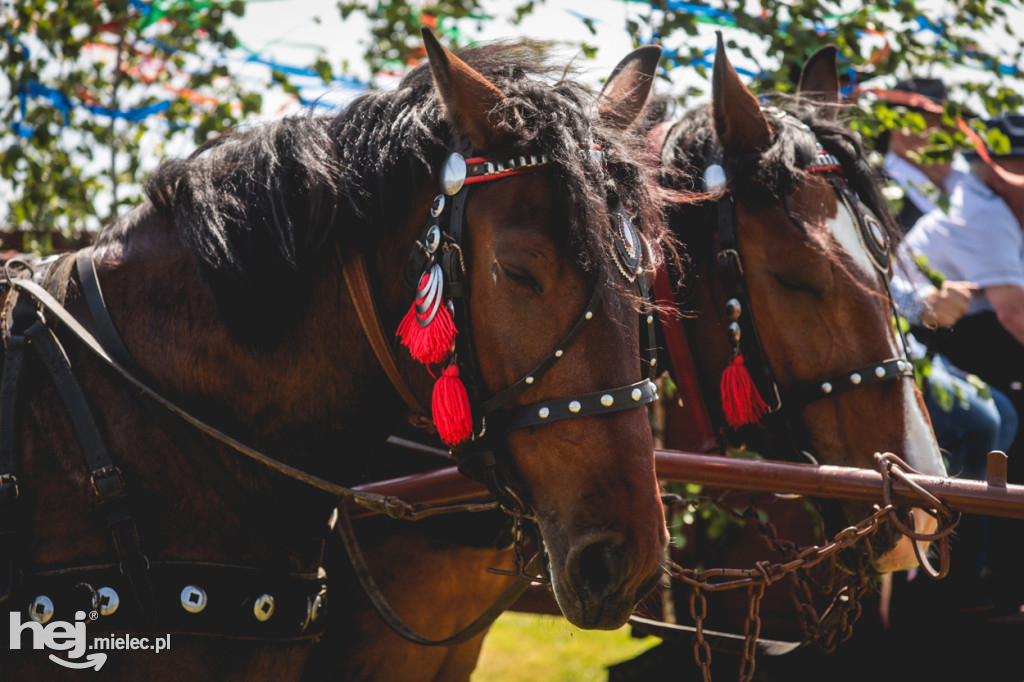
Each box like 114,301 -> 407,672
396,274 -> 457,365
720,354 -> 767,429
432,364 -> 473,446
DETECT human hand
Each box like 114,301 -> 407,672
921,280 -> 978,328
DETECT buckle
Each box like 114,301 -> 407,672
0,474 -> 18,502
717,248 -> 744,277
90,466 -> 125,499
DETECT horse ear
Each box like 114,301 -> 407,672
712,32 -> 773,155
599,45 -> 662,130
421,28 -> 507,152
796,45 -> 840,120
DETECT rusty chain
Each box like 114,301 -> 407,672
738,582 -> 764,681
689,587 -> 713,682
662,452 -> 962,681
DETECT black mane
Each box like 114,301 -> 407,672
661,100 -> 898,238
101,42 -> 661,342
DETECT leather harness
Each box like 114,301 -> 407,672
653,113 -> 915,448
335,138 -> 663,645
0,139 -> 663,647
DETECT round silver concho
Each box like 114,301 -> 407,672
424,224 -> 442,254
703,164 -> 727,192
181,585 -> 208,614
441,153 -> 468,196
28,596 -> 54,624
430,194 -> 446,217
97,587 -> 120,616
253,594 -> 275,622
862,214 -> 891,272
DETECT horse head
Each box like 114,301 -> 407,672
658,37 -> 945,573
409,37 -> 668,629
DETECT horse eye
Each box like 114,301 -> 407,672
499,263 -> 544,294
773,272 -> 820,297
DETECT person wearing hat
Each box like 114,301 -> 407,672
875,79 -> 964,227
874,81 -> 1021,613
875,78 -> 980,326
904,114 -> 1024,381
902,113 -> 1024,612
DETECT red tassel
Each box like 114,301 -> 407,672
720,354 -> 767,429
432,365 -> 473,446
396,274 -> 457,365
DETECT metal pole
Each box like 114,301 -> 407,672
653,449 -> 1024,519
351,444 -> 1024,520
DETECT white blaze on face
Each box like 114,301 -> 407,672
824,201 -> 946,478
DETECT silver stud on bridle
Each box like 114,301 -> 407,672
181,585 -> 208,613
97,587 -> 119,616
28,596 -> 54,624
253,594 -> 275,622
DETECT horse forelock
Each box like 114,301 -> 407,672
132,41 -> 662,342
660,101 -> 899,275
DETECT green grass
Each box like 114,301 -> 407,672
471,612 -> 659,682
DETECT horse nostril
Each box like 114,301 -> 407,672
570,537 -> 625,597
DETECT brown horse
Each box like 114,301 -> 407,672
654,39 -> 946,579
606,40 -> 951,680
300,44 -> 671,682
0,33 -> 668,680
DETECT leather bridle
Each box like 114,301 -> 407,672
664,113 -> 915,436
395,136 -> 660,511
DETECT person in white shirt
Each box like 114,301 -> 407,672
904,116 -> 1024,386
901,113 -> 1024,612
873,80 -> 1019,611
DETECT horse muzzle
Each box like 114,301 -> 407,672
547,528 -> 665,630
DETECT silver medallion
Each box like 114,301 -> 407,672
703,164 -> 727,192
424,225 -> 442,254
441,153 -> 467,195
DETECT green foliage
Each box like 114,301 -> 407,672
336,0 -> 492,76
4,0 -> 1023,242
0,0 -> 279,236
333,0 -> 1022,157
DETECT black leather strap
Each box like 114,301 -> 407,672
24,317 -> 157,624
480,278 -> 606,416
76,249 -> 145,377
485,378 -> 658,437
784,357 -> 916,408
9,561 -> 326,641
714,191 -> 784,413
0,293 -> 32,606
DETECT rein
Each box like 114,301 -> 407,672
0,254 -> 472,641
